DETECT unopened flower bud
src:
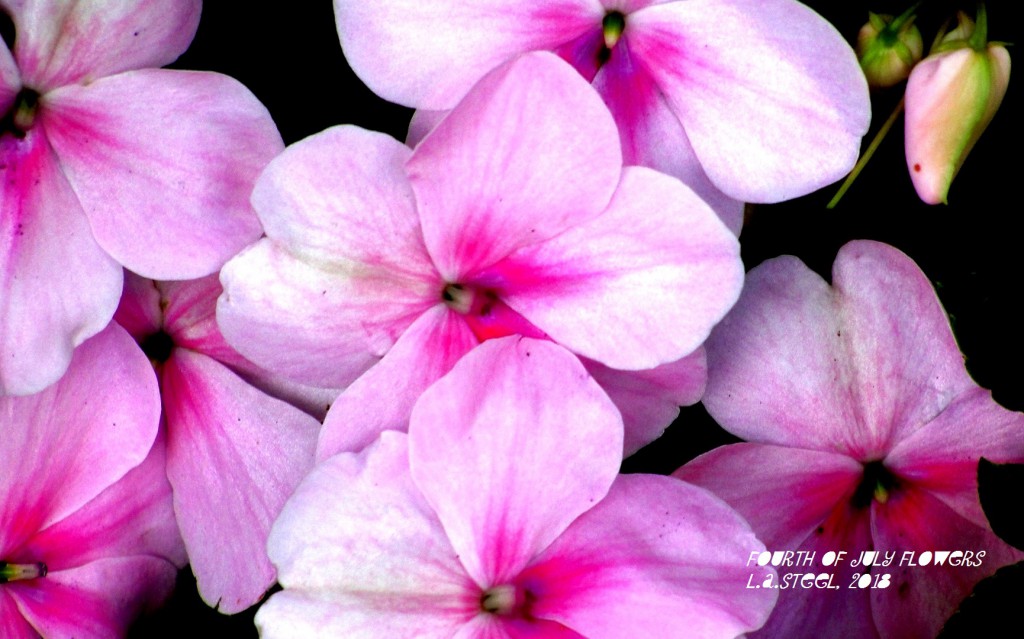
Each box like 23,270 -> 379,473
904,6 -> 1009,204
857,10 -> 924,88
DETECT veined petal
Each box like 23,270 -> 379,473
870,486 -> 1024,639
628,0 -> 869,202
0,592 -> 37,638
161,349 -> 321,614
582,348 -> 707,456
408,337 -> 622,586
0,127 -> 122,396
259,433 -> 474,639
498,166 -> 741,370
591,36 -> 744,233
408,51 -> 621,279
334,0 -> 601,109
317,305 -> 478,460
0,324 -> 159,554
113,270 -> 163,342
40,68 -> 281,279
6,0 -> 201,91
522,474 -> 777,639
6,555 -> 176,639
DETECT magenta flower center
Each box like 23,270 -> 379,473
2,88 -> 40,137
0,561 -> 47,583
441,282 -> 548,343
852,460 -> 899,508
598,11 -> 627,65
140,329 -> 176,365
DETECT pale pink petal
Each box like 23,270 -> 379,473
7,556 -> 176,639
702,254 -> 869,455
522,474 -> 777,638
582,348 -> 707,455
590,39 -> 744,233
408,337 -> 623,586
829,241 -> 977,448
259,433 -> 473,638
870,486 -> 1024,639
7,0 -> 200,91
675,443 -> 863,550
886,386 -> 1024,528
252,125 -> 434,276
160,348 -> 320,613
40,68 -> 281,279
454,615 -> 586,639
0,324 -> 159,554
317,305 -> 477,459
0,127 -> 122,396
0,40 -> 20,115
497,166 -> 741,370
334,0 -> 600,109
408,51 -> 621,279
406,108 -> 447,148
218,238 -> 438,389
13,428 -> 185,572
628,0 -> 869,202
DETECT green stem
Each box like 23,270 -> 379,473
826,96 -> 906,209
969,3 -> 988,51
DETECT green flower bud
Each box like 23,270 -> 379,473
857,10 -> 924,88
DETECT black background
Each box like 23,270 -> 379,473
125,0 -> 1022,636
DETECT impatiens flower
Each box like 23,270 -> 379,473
218,51 -> 740,460
114,271 -> 326,614
334,0 -> 870,231
255,337 -> 777,639
905,6 -> 1010,205
0,324 -> 185,638
675,240 -> 1024,638
0,0 -> 283,395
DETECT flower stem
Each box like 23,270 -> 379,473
827,96 -> 905,209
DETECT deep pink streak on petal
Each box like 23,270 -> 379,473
9,0 -> 201,91
522,475 -> 777,639
870,486 -> 1024,639
334,0 -> 601,109
409,337 -> 622,587
317,304 -> 479,460
40,69 -> 280,279
7,555 -> 177,639
0,589 -> 39,638
0,126 -> 122,396
408,51 -> 621,280
161,348 -> 320,613
582,348 -> 707,456
113,270 -> 163,342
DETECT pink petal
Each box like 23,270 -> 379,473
628,0 -> 869,202
521,474 -> 777,638
455,615 -> 586,639
317,304 -> 478,459
407,51 -> 621,279
0,592 -> 37,638
408,337 -> 623,586
7,556 -> 176,639
590,38 -> 744,233
582,348 -> 707,455
160,348 -> 321,613
885,386 -> 1024,528
259,433 -> 473,638
334,0 -> 600,109
0,41 -> 20,115
113,271 -> 163,342
8,0 -> 200,91
39,68 -> 281,279
497,166 -> 741,370
675,443 -> 863,550
218,237 -> 438,389
870,485 -> 1024,639
0,324 -> 159,554
0,127 -> 122,396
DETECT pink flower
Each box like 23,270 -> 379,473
218,51 -> 742,459
114,271 -> 326,614
0,0 -> 283,395
675,241 -> 1024,638
335,0 -> 870,231
255,337 -> 777,639
0,324 -> 185,638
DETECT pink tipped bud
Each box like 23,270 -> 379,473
857,11 -> 924,88
904,7 -> 1009,204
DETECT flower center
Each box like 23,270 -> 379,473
0,561 -> 47,583
602,11 -> 626,50
2,88 -> 40,137
480,583 -> 535,618
140,329 -> 175,365
851,460 -> 899,509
